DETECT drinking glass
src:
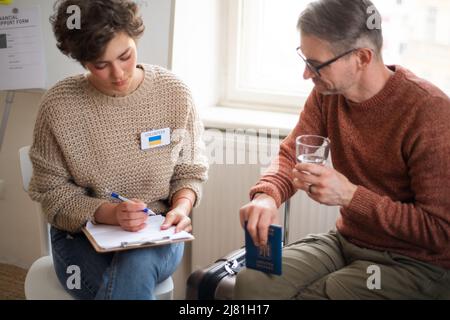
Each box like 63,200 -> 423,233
296,135 -> 330,165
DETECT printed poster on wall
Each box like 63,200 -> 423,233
0,5 -> 46,90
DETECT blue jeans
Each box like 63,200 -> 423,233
50,226 -> 184,300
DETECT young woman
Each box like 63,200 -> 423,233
28,0 -> 208,299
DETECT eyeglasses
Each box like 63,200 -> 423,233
296,47 -> 357,77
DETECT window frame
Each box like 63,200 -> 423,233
222,0 -> 308,114
222,0 -> 450,114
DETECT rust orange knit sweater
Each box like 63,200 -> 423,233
250,66 -> 450,269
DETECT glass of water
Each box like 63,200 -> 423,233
296,135 -> 330,165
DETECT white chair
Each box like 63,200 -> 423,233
19,146 -> 174,300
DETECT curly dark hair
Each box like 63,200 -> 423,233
50,0 -> 145,64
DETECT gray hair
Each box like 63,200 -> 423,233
297,0 -> 383,56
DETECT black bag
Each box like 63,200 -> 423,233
186,248 -> 245,300
186,200 -> 291,300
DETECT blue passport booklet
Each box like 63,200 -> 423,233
245,224 -> 282,275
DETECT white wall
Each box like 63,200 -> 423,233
0,90 -> 42,268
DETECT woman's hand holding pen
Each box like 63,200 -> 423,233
114,199 -> 148,232
94,199 -> 148,232
95,190 -> 195,232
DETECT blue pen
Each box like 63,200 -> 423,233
110,192 -> 156,216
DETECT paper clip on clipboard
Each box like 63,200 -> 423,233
120,236 -> 172,248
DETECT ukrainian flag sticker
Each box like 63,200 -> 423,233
141,128 -> 170,150
149,135 -> 162,146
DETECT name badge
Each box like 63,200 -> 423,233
141,128 -> 171,150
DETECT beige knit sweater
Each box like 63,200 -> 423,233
29,64 -> 208,233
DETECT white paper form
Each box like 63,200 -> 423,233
85,215 -> 194,250
0,6 -> 45,90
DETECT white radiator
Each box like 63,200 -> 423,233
191,130 -> 340,270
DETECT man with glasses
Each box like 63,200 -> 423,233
235,0 -> 450,299
296,47 -> 357,78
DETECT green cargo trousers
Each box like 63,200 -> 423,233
234,231 -> 450,300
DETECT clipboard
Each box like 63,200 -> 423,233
82,215 -> 194,253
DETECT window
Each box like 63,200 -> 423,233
224,0 -> 450,113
